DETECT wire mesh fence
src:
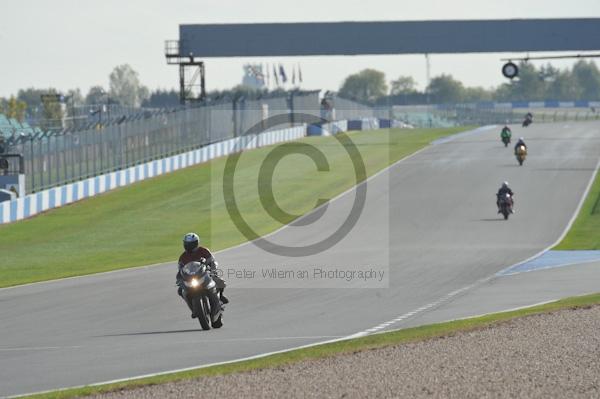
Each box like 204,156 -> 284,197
7,92 -> 320,193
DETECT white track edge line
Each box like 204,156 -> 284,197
7,334 -> 365,398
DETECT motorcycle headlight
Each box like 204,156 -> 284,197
190,278 -> 200,288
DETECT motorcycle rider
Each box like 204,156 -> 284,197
514,137 -> 527,154
501,125 -> 512,141
496,181 -> 514,213
176,233 -> 229,317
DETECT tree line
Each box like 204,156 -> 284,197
338,60 -> 600,105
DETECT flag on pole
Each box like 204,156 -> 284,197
273,64 -> 279,86
279,64 -> 287,83
265,63 -> 270,88
298,63 -> 303,83
258,65 -> 265,85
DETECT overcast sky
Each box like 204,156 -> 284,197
2,0 -> 600,98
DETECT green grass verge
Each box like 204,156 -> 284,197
554,166 -> 600,249
0,127 -> 469,287
21,292 -> 600,399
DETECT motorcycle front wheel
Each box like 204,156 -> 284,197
193,296 -> 211,330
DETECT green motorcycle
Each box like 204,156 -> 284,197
501,127 -> 512,147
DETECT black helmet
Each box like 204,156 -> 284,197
183,232 -> 199,253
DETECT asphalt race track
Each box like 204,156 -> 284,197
2,121 -> 600,397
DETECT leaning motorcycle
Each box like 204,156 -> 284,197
498,193 -> 513,220
522,115 -> 532,127
515,145 -> 527,166
181,261 -> 223,330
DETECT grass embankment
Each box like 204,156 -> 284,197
21,292 -> 600,399
0,127 -> 468,287
555,167 -> 600,249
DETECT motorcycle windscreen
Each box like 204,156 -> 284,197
182,262 -> 205,276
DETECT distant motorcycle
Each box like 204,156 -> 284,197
522,113 -> 533,127
500,127 -> 512,147
497,193 -> 513,220
515,145 -> 527,166
180,261 -> 223,330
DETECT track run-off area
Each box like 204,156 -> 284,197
2,121 -> 600,397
